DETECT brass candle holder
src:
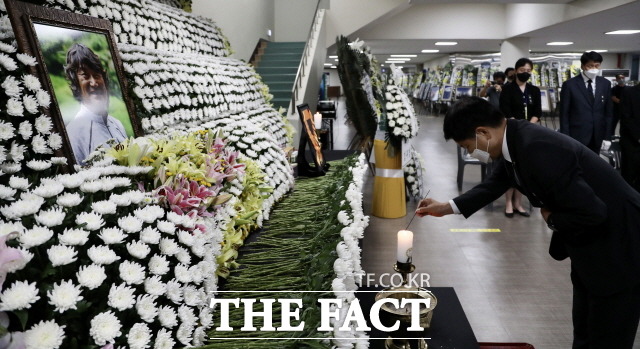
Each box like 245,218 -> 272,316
376,261 -> 437,349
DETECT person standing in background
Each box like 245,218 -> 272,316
611,74 -> 627,137
504,67 -> 515,85
479,71 -> 506,109
620,83 -> 640,192
498,58 -> 541,218
560,51 -> 613,153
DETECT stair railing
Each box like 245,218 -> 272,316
290,0 -> 324,114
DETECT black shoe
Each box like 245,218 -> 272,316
504,211 -> 514,218
515,209 -> 530,217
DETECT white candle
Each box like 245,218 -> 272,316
397,230 -> 413,263
314,112 -> 323,130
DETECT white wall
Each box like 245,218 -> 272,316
192,0 -> 275,62
422,55 -> 452,70
273,0 -> 317,42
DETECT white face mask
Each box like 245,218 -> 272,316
584,69 -> 600,80
470,133 -> 492,164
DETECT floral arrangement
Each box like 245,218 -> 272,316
330,153 -> 370,348
403,147 -> 426,200
384,64 -> 419,147
30,0 -> 229,57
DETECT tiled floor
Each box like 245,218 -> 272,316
328,97 -> 640,348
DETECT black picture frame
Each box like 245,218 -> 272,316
296,104 -> 328,177
5,0 -> 142,169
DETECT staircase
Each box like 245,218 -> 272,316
254,42 -> 306,110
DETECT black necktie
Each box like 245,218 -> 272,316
587,79 -> 594,102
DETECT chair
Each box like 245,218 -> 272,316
457,145 -> 488,190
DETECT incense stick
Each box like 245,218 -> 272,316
405,189 -> 430,230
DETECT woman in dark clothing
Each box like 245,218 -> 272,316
498,57 -> 542,217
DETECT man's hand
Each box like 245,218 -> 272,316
540,207 -> 551,222
416,198 -> 454,217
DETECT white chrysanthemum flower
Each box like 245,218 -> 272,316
90,311 -> 122,346
87,245 -> 120,265
119,260 -> 146,285
178,304 -> 198,325
36,89 -> 51,108
76,264 -> 107,290
0,162 -> 21,174
6,98 -> 23,117
174,264 -> 191,284
154,328 -> 175,349
56,192 -> 83,207
48,133 -> 63,150
0,53 -> 18,71
200,307 -> 214,328
26,159 -> 53,172
19,225 -> 54,249
90,200 -> 117,215
144,275 -> 166,297
118,216 -> 143,234
133,207 -> 155,224
140,226 -> 161,244
47,245 -> 77,266
16,53 -> 37,66
175,248 -> 191,266
188,264 -> 204,285
177,230 -> 195,247
165,280 -> 183,304
23,95 -> 38,114
127,322 -> 152,349
124,190 -> 146,204
159,238 -> 179,256
24,320 -> 65,349
108,283 -> 136,311
32,182 -> 64,198
47,279 -> 83,313
136,294 -> 158,323
34,115 -> 52,135
0,120 -> 14,141
8,143 -> 25,165
32,134 -> 51,154
58,174 -> 84,189
148,254 -> 170,276
23,74 -> 42,92
166,211 -> 183,225
80,180 -> 103,193
2,76 -> 22,97
156,220 -> 176,235
158,305 -> 178,328
18,121 -> 33,140
34,206 -> 65,227
109,193 -> 131,207
182,286 -> 202,307
76,212 -> 104,231
98,227 -> 127,245
126,241 -> 151,259
8,176 -> 29,190
192,326 -> 206,346
59,228 -> 90,246
0,184 -> 16,200
51,157 -> 67,165
0,281 -> 40,311
176,322 -> 194,346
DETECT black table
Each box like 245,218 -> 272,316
356,287 -> 480,349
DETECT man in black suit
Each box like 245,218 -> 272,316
560,51 -> 613,153
417,97 -> 640,348
621,84 -> 640,192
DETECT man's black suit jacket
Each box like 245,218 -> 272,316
453,119 -> 640,295
560,75 -> 613,149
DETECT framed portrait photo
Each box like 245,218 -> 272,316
296,104 -> 328,177
5,0 -> 142,168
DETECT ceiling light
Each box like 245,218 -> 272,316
421,49 -> 440,53
588,49 -> 608,52
605,30 -> 640,35
324,63 -> 332,65
397,66 -> 404,69
435,42 -> 457,46
387,58 -> 410,61
381,64 -> 385,67
547,42 -> 573,46
334,59 -> 338,61
331,65 -> 336,68
329,55 -> 338,58
390,55 -> 417,57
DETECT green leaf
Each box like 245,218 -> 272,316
14,310 -> 28,331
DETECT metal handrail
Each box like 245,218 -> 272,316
290,0 -> 323,113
